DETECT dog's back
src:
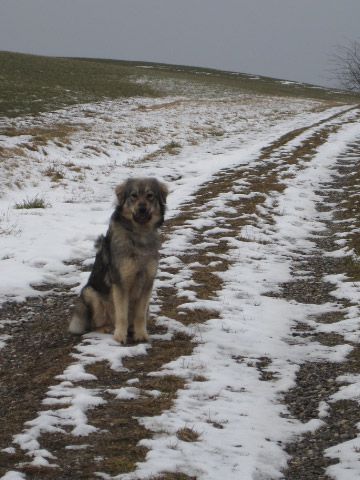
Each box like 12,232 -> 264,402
69,235 -> 111,334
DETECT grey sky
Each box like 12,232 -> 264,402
1,0 -> 359,87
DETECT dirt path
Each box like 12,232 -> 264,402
283,134 -> 360,479
0,107 -> 359,479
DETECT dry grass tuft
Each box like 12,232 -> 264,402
14,196 -> 48,209
43,165 -> 65,182
176,426 -> 201,443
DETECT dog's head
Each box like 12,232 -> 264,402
115,177 -> 168,228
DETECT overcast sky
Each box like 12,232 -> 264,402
1,0 -> 359,87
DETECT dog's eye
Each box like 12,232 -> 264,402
130,192 -> 138,200
146,192 -> 154,201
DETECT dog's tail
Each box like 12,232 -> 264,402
69,296 -> 91,335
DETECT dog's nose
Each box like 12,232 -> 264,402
138,203 -> 147,214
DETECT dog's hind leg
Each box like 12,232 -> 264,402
69,286 -> 106,335
112,285 -> 129,344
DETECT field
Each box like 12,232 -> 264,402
0,51 -> 360,480
1,51 -> 359,118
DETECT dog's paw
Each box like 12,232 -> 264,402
113,329 -> 127,344
133,329 -> 149,343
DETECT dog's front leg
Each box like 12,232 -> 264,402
133,287 -> 152,342
112,285 -> 129,344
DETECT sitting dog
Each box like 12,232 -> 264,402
69,177 -> 168,344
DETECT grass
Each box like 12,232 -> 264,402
0,51 -> 158,117
164,141 -> 182,154
141,142 -> 183,162
14,196 -> 47,209
1,50 -> 360,479
0,124 -> 77,142
1,51 -> 360,119
176,426 -> 201,442
0,210 -> 21,236
42,165 -> 65,182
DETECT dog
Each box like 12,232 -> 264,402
69,177 -> 168,344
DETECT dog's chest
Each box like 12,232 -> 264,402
111,229 -> 159,285
119,254 -> 158,284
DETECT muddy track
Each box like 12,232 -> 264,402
0,108 -> 358,479
283,134 -> 360,479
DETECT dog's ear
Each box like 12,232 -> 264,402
157,181 -> 168,206
115,181 -> 128,207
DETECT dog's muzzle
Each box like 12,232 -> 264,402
134,205 -> 151,224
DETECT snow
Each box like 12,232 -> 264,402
113,116 -> 359,480
107,387 -> 141,400
1,94 -> 360,479
0,98 -> 350,306
0,473 -> 26,480
326,438 -> 360,480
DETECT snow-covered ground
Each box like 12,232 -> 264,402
0,96 -> 348,302
1,94 -> 360,479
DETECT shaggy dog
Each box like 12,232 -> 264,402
69,177 -> 168,344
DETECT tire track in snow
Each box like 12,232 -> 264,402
118,108 -> 360,480
284,127 -> 360,480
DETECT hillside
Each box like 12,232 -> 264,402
0,51 -> 359,118
0,52 -> 360,480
